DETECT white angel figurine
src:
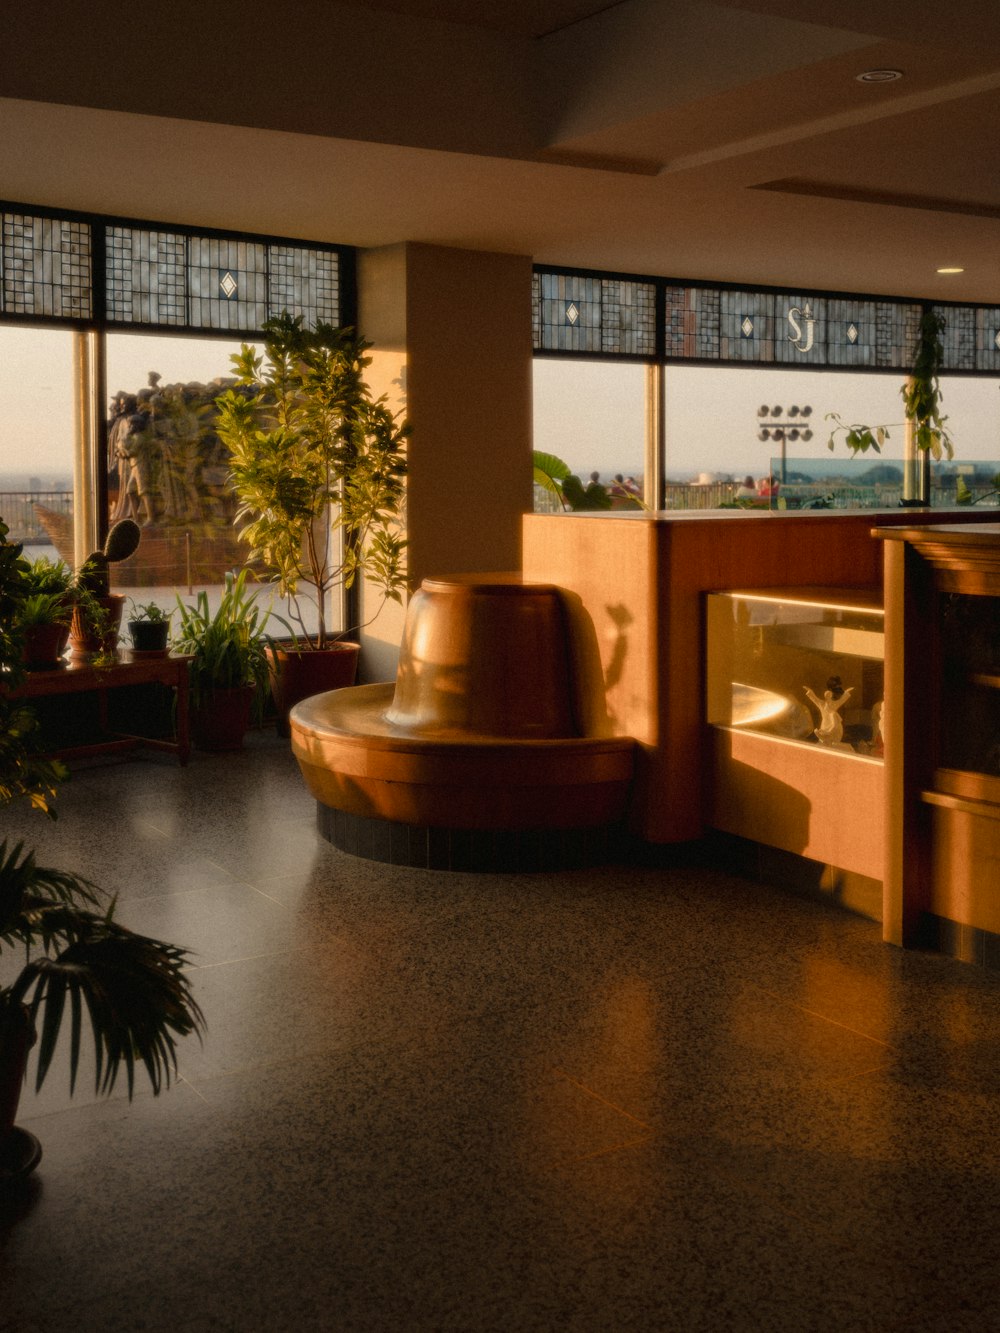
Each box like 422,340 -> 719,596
803,684 -> 854,745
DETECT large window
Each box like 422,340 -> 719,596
532,359 -> 647,511
0,325 -> 75,556
533,266 -> 1000,512
0,202 -> 351,635
664,366 -> 1000,508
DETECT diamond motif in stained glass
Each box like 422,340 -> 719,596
994,330 -> 1000,351
847,323 -> 859,344
741,316 -> 754,338
565,302 -> 580,326
219,270 -> 238,300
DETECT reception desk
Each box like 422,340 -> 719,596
523,507 -> 991,850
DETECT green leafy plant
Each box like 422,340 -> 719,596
173,568 -> 272,715
0,518 -> 204,1106
22,557 -> 73,597
0,841 -> 205,1096
956,472 -> 1000,505
532,451 -> 613,511
0,519 -> 65,814
17,592 -> 73,628
128,599 -> 171,624
216,313 -> 409,649
826,309 -> 954,461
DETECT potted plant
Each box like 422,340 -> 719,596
0,519 -> 204,1178
825,308 -> 954,504
173,568 -> 272,751
215,313 -> 409,735
15,557 -> 73,670
68,519 -> 142,659
126,599 -> 171,655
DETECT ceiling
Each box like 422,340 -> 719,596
1,0 -> 999,302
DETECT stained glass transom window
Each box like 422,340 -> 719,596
269,245 -> 339,326
539,267 -> 999,375
1,212 -> 92,319
107,227 -> 187,324
1,205 -> 346,334
535,271 -> 656,355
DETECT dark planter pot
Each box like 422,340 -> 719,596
21,621 -> 70,671
191,684 -> 256,752
69,593 -> 126,660
128,620 -> 170,654
0,1005 -> 42,1178
268,642 -> 360,739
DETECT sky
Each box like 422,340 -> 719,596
533,358 -> 1000,482
1,325 -> 998,487
0,328 -> 249,485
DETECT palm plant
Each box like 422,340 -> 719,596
0,842 -> 204,1097
0,517 -> 204,1128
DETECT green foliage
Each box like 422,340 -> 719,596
0,519 -> 65,815
531,450 -> 613,510
216,313 -> 410,649
826,310 -> 954,461
173,568 -> 272,715
824,416 -> 888,455
128,599 -> 170,624
956,472 -> 1000,505
0,519 -> 204,1104
0,840 -> 204,1097
22,557 -> 73,596
18,592 -> 72,628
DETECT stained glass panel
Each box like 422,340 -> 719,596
1,212 -> 91,319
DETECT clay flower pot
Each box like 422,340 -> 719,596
268,642 -> 360,738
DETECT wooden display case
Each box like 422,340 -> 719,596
706,588 -> 885,892
877,523 -> 1000,956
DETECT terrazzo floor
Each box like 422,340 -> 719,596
2,731 -> 1000,1331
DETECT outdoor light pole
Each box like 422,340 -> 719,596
756,404 -> 813,485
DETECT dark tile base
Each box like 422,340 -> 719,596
914,913 -> 1000,972
705,830 -> 883,922
316,804 -> 627,872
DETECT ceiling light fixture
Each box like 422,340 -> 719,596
855,69 -> 904,84
937,266 -> 965,274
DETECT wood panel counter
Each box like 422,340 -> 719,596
524,507 -> 991,845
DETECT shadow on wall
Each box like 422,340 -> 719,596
556,590 -> 628,739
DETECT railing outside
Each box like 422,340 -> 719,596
1,491 -> 73,544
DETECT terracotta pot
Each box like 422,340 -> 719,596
0,1006 -> 35,1140
268,642 -> 360,738
191,684 -> 256,752
69,593 -> 126,660
22,621 -> 70,671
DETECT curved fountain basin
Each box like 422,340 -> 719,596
288,576 -> 636,868
291,683 -> 635,831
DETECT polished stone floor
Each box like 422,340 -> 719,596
2,732 -> 1000,1331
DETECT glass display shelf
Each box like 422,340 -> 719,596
706,587 -> 885,760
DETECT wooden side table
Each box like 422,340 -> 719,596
11,652 -> 192,765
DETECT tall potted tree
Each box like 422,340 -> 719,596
216,314 -> 409,735
0,520 -> 204,1178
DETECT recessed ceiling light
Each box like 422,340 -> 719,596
855,69 -> 904,83
937,266 -> 964,274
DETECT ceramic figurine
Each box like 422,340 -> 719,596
803,682 -> 854,745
